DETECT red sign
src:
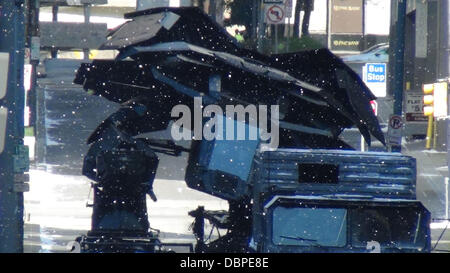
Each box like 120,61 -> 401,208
370,100 -> 377,116
266,5 -> 285,24
389,115 -> 403,130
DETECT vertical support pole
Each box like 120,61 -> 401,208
438,0 -> 450,80
29,0 -> 39,129
326,0 -> 331,49
286,17 -> 290,52
83,4 -> 90,60
362,0 -> 366,48
433,116 -> 438,150
51,5 -> 57,59
445,177 -> 449,220
0,0 -> 26,253
274,24 -> 278,54
208,0 -> 216,20
251,0 -> 257,40
426,115 -> 433,150
392,0 -> 407,153
84,4 -> 90,24
257,0 -> 265,52
360,135 -> 365,152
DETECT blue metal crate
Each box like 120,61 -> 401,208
253,149 -> 417,200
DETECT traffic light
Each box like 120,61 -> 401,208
422,81 -> 449,150
422,82 -> 449,118
422,83 -> 434,116
423,83 -> 435,150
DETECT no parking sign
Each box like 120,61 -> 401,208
265,4 -> 285,24
387,115 -> 403,146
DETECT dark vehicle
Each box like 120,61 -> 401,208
250,149 -> 430,253
72,7 -> 430,253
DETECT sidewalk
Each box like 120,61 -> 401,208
23,167 -> 227,253
402,139 -> 448,219
401,139 -> 450,252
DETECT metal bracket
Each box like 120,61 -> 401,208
13,182 -> 29,192
14,173 -> 29,183
13,145 -> 29,173
13,145 -> 29,192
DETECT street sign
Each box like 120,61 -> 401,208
387,115 -> 403,146
363,63 -> 387,98
265,4 -> 285,24
405,92 -> 427,122
366,63 -> 386,83
285,0 -> 293,18
137,0 -> 170,10
330,0 -> 363,34
263,0 -> 283,3
330,34 -> 363,52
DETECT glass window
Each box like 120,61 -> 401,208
272,207 -> 347,247
351,207 -> 427,250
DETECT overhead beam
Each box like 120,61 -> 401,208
0,0 -> 27,253
40,22 -> 107,49
40,0 -> 107,6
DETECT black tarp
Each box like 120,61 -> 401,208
74,7 -> 385,148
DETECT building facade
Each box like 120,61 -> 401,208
389,0 -> 450,149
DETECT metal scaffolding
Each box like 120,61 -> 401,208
0,0 -> 29,253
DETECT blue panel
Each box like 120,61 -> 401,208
254,149 -> 417,200
201,115 -> 260,181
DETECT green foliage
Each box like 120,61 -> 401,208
284,36 -> 323,51
25,126 -> 34,137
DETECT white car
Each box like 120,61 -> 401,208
341,43 -> 389,63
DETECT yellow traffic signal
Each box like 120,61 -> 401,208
423,84 -> 434,94
422,83 -> 435,116
423,94 -> 434,105
423,106 -> 434,117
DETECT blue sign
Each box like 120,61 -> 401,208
365,63 -> 386,83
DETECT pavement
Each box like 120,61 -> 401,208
401,139 -> 450,253
25,59 -> 227,253
23,168 -> 228,253
402,139 -> 449,219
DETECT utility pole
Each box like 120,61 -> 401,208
28,0 -> 40,129
208,0 -> 216,21
0,0 -> 29,253
438,1 -> 450,80
252,0 -> 258,41
51,4 -> 58,58
391,0 -> 406,153
326,0 -> 331,49
257,0 -> 266,52
84,3 -> 91,60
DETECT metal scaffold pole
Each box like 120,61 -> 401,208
0,0 -> 29,253
392,0 -> 407,153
